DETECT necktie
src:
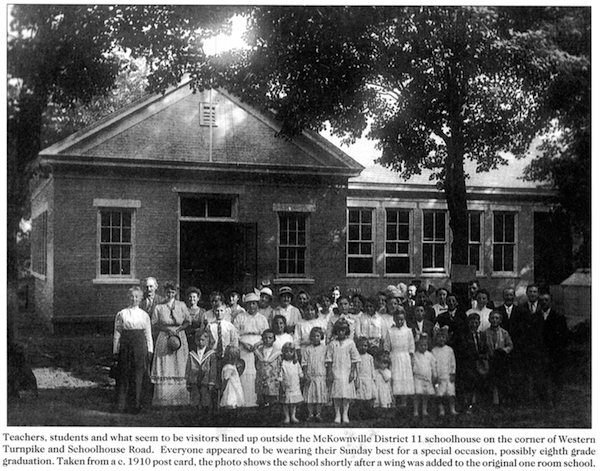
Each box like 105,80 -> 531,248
474,333 -> 479,352
216,321 -> 223,358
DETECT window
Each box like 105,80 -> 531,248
278,213 -> 307,276
422,210 -> 446,271
347,208 -> 374,274
199,102 -> 216,126
468,211 -> 483,272
31,211 -> 48,276
493,212 -> 516,272
385,209 -> 411,274
180,196 -> 233,219
99,210 -> 133,277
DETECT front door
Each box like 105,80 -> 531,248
180,221 -> 257,304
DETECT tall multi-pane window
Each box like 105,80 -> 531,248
422,210 -> 446,271
31,211 -> 48,276
468,211 -> 482,272
385,209 -> 411,274
278,213 -> 307,276
347,208 -> 374,274
493,212 -> 516,272
99,210 -> 133,276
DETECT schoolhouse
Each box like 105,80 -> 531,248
30,81 -> 562,331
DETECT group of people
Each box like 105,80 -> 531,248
112,277 -> 569,424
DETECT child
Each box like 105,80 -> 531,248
280,342 -> 304,424
483,311 -> 513,407
294,300 -> 320,358
373,350 -> 393,411
326,295 -> 356,342
219,346 -> 245,411
302,327 -> 327,422
254,329 -> 282,411
354,337 -> 376,419
458,313 -> 488,413
272,315 -> 294,353
186,330 -> 217,418
385,309 -> 415,409
228,290 -> 247,323
273,286 -> 302,334
326,319 -> 360,424
431,329 -> 458,416
412,334 -> 436,417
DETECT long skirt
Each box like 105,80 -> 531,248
239,334 -> 261,407
151,330 -> 190,406
116,330 -> 148,411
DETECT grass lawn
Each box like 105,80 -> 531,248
8,311 -> 591,428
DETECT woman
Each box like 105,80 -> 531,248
233,292 -> 269,407
150,281 -> 191,406
113,286 -> 153,413
384,308 -> 415,409
184,286 -> 205,351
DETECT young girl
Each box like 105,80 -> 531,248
385,309 -> 415,410
431,329 -> 457,416
326,319 -> 360,424
186,330 -> 217,418
354,337 -> 376,419
228,290 -> 246,323
272,315 -> 294,353
280,342 -> 304,423
184,286 -> 206,350
294,300 -> 320,358
302,327 -> 327,422
219,346 -> 245,411
373,350 -> 393,411
254,329 -> 282,411
326,295 -> 356,342
412,334 -> 436,417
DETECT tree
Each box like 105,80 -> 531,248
196,6 -> 589,274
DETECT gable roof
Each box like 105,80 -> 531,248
39,81 -> 364,177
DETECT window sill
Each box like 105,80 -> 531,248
273,278 -> 315,285
92,278 -> 140,285
490,272 -> 519,278
30,271 -> 47,281
347,273 -> 380,278
384,273 -> 416,278
420,272 -> 449,278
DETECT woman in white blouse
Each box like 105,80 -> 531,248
113,286 -> 153,414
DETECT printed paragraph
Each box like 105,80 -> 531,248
1,431 -> 596,469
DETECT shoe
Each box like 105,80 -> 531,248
291,417 -> 300,423
334,416 -> 341,424
283,418 -> 290,424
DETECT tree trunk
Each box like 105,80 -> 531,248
444,136 -> 469,267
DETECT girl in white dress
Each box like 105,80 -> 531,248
385,309 -> 415,409
431,329 -> 458,416
302,327 -> 328,422
373,351 -> 393,411
220,346 -> 245,409
412,334 -> 436,417
354,337 -> 376,419
326,319 -> 360,424
280,342 -> 303,424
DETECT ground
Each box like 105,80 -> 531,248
7,310 -> 591,428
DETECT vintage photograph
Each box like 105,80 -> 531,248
6,5 -> 591,429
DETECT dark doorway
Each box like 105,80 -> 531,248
180,221 -> 257,305
533,211 -> 572,287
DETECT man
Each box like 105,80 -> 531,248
530,292 -> 569,407
498,287 -> 517,335
468,279 -> 494,310
139,277 -> 165,318
406,287 -> 435,325
434,292 -> 467,349
510,283 -> 542,404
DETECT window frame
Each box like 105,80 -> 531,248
277,212 -> 309,278
384,208 -> 412,275
347,207 -> 375,275
179,194 -> 238,222
422,209 -> 448,273
30,211 -> 48,278
492,211 -> 517,274
468,210 -> 483,274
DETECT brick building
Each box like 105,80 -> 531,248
30,82 -> 563,331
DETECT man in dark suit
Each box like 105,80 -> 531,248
530,292 -> 569,408
468,279 -> 495,310
434,292 -> 467,349
497,287 -> 517,335
139,276 -> 165,406
510,283 -> 542,404
405,287 -> 436,325
410,305 -> 435,349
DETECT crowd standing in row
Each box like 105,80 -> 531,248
112,277 -> 569,424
